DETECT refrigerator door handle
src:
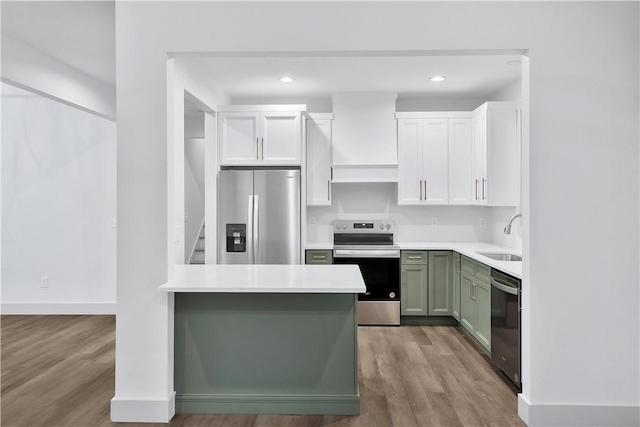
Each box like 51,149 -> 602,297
247,195 -> 254,263
253,195 -> 259,264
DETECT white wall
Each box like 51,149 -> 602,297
184,112 -> 204,138
307,183 -> 492,244
1,83 -> 116,314
1,35 -> 115,120
183,137 -> 205,263
114,2 -> 639,425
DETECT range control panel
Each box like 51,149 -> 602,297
333,220 -> 394,233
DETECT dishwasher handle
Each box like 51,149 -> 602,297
490,277 -> 519,296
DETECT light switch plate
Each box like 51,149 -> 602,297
41,276 -> 49,288
431,217 -> 438,226
479,217 -> 486,227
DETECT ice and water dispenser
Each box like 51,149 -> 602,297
225,224 -> 246,252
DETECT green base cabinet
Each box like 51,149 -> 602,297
460,271 -> 477,332
475,279 -> 491,350
401,264 -> 428,316
460,256 -> 491,354
401,250 -> 453,317
428,251 -> 453,315
305,249 -> 332,264
452,252 -> 461,321
174,292 -> 360,415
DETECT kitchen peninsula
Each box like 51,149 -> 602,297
159,264 -> 365,415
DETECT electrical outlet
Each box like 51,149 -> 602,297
41,276 -> 49,288
184,213 -> 189,222
479,217 -> 486,227
430,217 -> 438,226
309,217 -> 316,225
174,225 -> 181,243
111,217 -> 117,229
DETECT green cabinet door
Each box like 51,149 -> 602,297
460,271 -> 476,333
452,252 -> 461,321
401,264 -> 428,316
428,251 -> 453,315
474,279 -> 491,352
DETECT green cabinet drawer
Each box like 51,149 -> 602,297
305,250 -> 333,264
461,255 -> 475,274
474,262 -> 491,284
401,251 -> 428,265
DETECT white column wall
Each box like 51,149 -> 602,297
113,2 -> 639,425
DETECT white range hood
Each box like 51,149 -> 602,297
331,93 -> 398,182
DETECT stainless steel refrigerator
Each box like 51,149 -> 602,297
217,169 -> 301,264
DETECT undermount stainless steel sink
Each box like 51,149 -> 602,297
477,252 -> 522,262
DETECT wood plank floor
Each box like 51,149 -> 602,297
1,315 -> 525,427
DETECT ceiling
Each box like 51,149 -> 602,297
1,1 -> 116,86
0,2 -> 520,99
185,54 -> 522,100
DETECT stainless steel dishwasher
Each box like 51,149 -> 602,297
490,269 -> 521,390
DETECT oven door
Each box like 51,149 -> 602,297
333,256 -> 400,301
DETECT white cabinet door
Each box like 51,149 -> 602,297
219,112 -> 261,165
306,119 -> 332,206
422,119 -> 449,204
472,111 -> 488,205
261,112 -> 301,165
397,119 -> 423,205
448,118 -> 473,204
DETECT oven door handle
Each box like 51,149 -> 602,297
333,249 -> 400,259
490,278 -> 519,296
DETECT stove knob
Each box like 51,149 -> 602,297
342,224 -> 347,229
389,292 -> 396,299
379,224 -> 384,230
386,224 -> 391,229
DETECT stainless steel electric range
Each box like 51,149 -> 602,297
332,220 -> 400,326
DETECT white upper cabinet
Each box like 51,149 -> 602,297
422,119 -> 449,204
219,112 -> 261,165
397,119 -> 422,205
306,115 -> 333,206
261,112 -> 301,165
397,117 -> 449,205
218,106 -> 304,166
448,118 -> 473,204
471,102 -> 517,206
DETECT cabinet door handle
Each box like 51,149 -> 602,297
328,180 -> 331,200
475,179 -> 479,200
256,137 -> 259,159
261,137 -> 264,159
482,178 -> 486,200
424,180 -> 427,200
473,283 -> 477,300
312,255 -> 326,260
419,180 -> 423,200
408,256 -> 421,260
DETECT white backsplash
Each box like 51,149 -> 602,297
307,183 -> 496,244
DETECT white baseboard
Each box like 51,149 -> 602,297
1,302 -> 116,315
111,391 -> 176,423
519,394 -> 640,427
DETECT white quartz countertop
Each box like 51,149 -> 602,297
159,264 -> 366,293
395,242 -> 522,279
305,241 -> 522,279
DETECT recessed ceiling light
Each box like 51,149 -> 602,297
507,60 -> 522,65
430,75 -> 446,82
279,76 -> 295,83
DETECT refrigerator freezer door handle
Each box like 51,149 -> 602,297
247,195 -> 254,263
253,195 -> 259,264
